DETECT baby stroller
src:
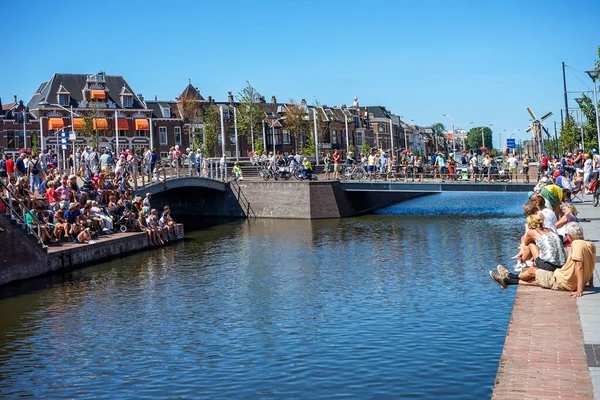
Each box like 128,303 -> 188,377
107,206 -> 138,232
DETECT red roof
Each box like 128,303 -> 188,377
2,103 -> 13,111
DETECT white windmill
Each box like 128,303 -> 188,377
525,107 -> 553,156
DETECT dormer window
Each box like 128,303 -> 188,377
162,107 -> 171,118
59,94 -> 70,106
122,96 -> 133,108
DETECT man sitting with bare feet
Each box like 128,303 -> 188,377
490,222 -> 595,298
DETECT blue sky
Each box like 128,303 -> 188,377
2,0 -> 599,149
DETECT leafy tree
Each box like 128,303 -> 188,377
179,94 -> 202,150
560,114 -> 578,152
78,103 -> 110,149
31,134 -> 39,154
576,94 -> 599,151
466,126 -> 493,151
203,103 -> 220,157
430,122 -> 446,153
302,132 -> 316,156
236,81 -> 264,156
285,99 -> 310,153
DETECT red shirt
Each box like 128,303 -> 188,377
45,187 -> 59,204
541,156 -> 548,167
333,153 -> 340,164
6,159 -> 14,173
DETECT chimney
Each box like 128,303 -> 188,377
271,95 -> 277,104
137,93 -> 144,101
301,99 -> 307,106
342,104 -> 347,109
259,96 -> 266,103
227,91 -> 234,104
208,96 -> 213,103
14,95 -> 17,104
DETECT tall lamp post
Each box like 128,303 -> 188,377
456,122 -> 473,150
481,124 -> 492,150
442,114 -> 455,152
574,99 -> 585,150
585,70 -> 600,149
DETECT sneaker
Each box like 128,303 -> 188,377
514,261 -> 526,272
489,271 -> 508,290
497,264 -> 510,279
88,240 -> 96,244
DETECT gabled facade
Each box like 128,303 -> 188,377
24,73 -> 153,153
145,99 -> 186,158
0,95 -> 39,156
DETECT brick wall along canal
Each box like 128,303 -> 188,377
0,192 -> 527,399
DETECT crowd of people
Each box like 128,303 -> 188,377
488,175 -> 596,297
0,146 -> 181,248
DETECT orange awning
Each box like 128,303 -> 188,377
48,117 -> 64,130
91,89 -> 106,99
93,118 -> 108,130
73,118 -> 85,130
134,118 -> 149,130
117,119 -> 130,130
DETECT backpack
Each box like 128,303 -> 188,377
30,160 -> 40,174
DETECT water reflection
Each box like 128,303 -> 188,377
0,193 -> 523,399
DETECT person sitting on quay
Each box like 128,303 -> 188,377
232,162 -> 243,181
301,158 -> 313,179
490,222 -> 595,297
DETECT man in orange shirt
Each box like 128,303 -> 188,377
490,222 -> 595,297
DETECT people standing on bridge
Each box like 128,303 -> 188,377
415,155 -> 424,182
469,153 -> 479,182
583,153 -> 593,193
333,150 -> 341,180
220,154 -> 227,181
507,153 -> 518,183
447,155 -> 455,181
323,153 -> 332,180
195,149 -> 202,176
367,151 -> 377,181
522,156 -> 530,183
436,152 -> 446,182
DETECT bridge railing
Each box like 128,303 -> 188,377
132,158 -> 230,190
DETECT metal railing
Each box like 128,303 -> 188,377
228,178 -> 256,219
0,179 -> 45,246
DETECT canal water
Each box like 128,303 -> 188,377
0,192 -> 525,399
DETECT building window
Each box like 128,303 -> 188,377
332,130 -> 337,144
7,130 -> 24,149
159,126 -> 168,145
174,127 -> 182,145
282,129 -> 291,145
223,109 -> 230,120
162,107 -> 171,118
135,130 -> 148,137
357,132 -> 363,146
122,96 -> 133,108
59,94 -> 70,106
160,152 -> 168,160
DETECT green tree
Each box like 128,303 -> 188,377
78,103 -> 110,149
466,126 -> 493,151
236,81 -> 264,156
285,99 -> 310,153
430,122 -> 446,153
560,114 -> 578,151
202,103 -> 220,157
576,95 -> 599,151
302,131 -> 316,156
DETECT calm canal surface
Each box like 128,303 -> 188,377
0,193 -> 526,399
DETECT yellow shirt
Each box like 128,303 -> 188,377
545,184 -> 564,203
303,161 -> 312,170
554,239 -> 596,291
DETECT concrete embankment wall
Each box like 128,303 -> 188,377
0,216 -> 183,287
234,180 -> 425,219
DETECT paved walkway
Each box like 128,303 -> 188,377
492,195 -> 600,399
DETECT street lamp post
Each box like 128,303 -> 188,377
585,70 -> 600,149
442,114 -> 455,152
481,124 -> 492,150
